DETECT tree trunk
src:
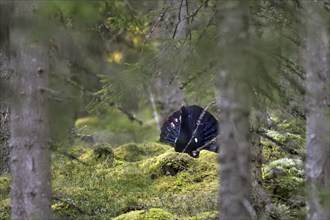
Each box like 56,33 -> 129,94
0,0 -> 11,175
218,81 -> 253,220
0,108 -> 10,175
9,1 -> 52,219
250,113 -> 269,220
302,2 -> 330,220
217,1 -> 254,219
153,0 -> 186,122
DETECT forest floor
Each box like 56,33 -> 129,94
0,110 -> 306,219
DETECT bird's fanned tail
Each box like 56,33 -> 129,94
160,105 -> 219,157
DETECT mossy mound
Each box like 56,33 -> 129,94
79,143 -> 114,167
142,151 -> 195,178
114,142 -> 169,162
114,208 -> 174,220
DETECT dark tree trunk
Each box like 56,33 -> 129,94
0,0 -> 11,175
9,1 -> 52,219
302,2 -> 330,220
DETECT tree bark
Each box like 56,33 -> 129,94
0,0 -> 11,175
302,2 -> 330,220
9,1 -> 52,219
217,2 -> 253,219
153,0 -> 186,122
250,113 -> 269,220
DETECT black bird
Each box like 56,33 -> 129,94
160,105 -> 219,158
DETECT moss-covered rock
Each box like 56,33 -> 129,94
114,208 -> 174,220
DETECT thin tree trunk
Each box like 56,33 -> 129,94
217,1 -> 253,219
0,108 -> 10,175
250,113 -> 269,220
153,0 -> 186,122
0,0 -> 11,175
9,1 -> 52,219
302,2 -> 330,220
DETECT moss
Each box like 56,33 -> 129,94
50,141 -> 219,219
184,211 -> 218,220
52,198 -> 85,219
0,175 -> 11,198
142,150 -> 195,178
0,198 -> 10,220
75,117 -> 101,128
114,208 -> 174,220
114,142 -> 168,162
0,175 -> 11,219
79,143 -> 114,167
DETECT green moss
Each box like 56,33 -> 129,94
52,198 -> 85,219
50,142 -> 219,219
184,211 -> 218,220
75,117 -> 101,128
142,150 -> 195,178
0,198 -> 10,220
0,175 -> 11,198
114,142 -> 168,162
0,175 -> 11,219
114,208 -> 174,220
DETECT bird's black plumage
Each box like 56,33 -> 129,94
160,105 -> 219,158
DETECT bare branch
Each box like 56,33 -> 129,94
141,0 -> 174,53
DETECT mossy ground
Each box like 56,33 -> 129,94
0,139 -> 306,219
0,112 -> 307,219
49,142 -> 219,219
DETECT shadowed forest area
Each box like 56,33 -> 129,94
0,0 -> 329,220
